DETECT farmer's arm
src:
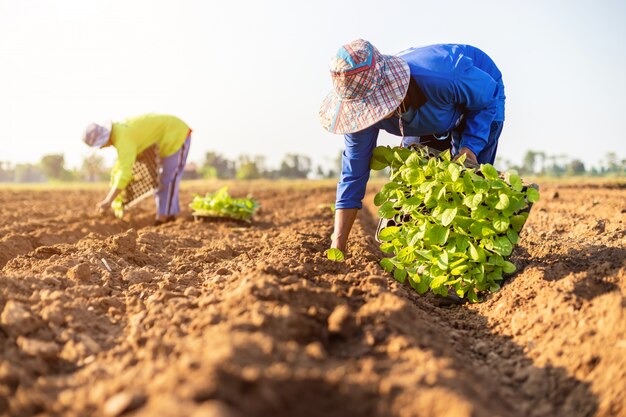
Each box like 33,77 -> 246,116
96,187 -> 122,212
453,64 -> 499,162
332,127 -> 379,252
96,141 -> 136,213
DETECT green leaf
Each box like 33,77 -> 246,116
506,172 -> 523,192
394,148 -> 413,164
510,213 -> 528,232
380,257 -> 394,272
490,179 -> 507,190
405,152 -> 424,169
378,201 -> 398,219
408,273 -> 430,294
481,164 -> 499,180
436,250 -> 449,270
370,146 -> 393,170
402,167 -> 425,185
440,207 -> 457,227
493,236 -> 513,256
506,228 -> 520,244
492,215 -> 509,233
454,235 -> 470,252
469,242 -> 487,263
526,187 -> 540,203
381,182 -> 402,193
415,249 -> 434,261
470,205 -> 489,220
474,179 -> 490,193
380,242 -> 395,253
502,261 -> 516,274
401,196 -> 422,212
495,193 -> 510,210
419,180 -> 436,193
470,220 -> 496,238
451,263 -> 469,276
327,248 -> 345,261
408,227 -> 426,246
397,246 -> 417,263
393,268 -> 407,283
378,226 -> 401,241
463,193 -> 483,210
467,289 -> 480,303
427,225 -> 449,246
447,163 -> 462,182
373,191 -> 387,206
111,197 -> 124,219
437,184 -> 447,199
506,195 -> 527,215
430,275 -> 449,289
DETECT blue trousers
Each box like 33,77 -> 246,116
155,135 -> 191,216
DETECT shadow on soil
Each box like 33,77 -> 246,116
510,244 -> 625,301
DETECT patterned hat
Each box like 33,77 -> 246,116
319,39 -> 411,134
82,120 -> 112,148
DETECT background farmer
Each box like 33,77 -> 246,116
82,113 -> 192,224
320,39 -> 506,253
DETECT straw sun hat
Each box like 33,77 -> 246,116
319,39 -> 411,134
82,120 -> 112,148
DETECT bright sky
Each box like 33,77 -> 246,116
1,0 -> 624,172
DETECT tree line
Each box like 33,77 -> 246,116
0,150 -> 623,183
0,152 -> 341,183
498,151 -> 625,177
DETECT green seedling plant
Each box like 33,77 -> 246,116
190,187 -> 260,222
372,146 -> 539,303
111,197 -> 124,219
327,248 -> 345,262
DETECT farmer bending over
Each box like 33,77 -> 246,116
319,39 -> 505,252
82,113 -> 192,225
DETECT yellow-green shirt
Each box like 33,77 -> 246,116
110,114 -> 191,189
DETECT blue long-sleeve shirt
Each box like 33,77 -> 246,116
336,44 -> 505,209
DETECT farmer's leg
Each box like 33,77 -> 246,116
156,135 -> 191,218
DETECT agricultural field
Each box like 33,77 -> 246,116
0,179 -> 625,417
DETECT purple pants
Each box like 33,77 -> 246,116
155,135 -> 191,217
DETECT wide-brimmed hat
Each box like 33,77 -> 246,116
82,120 -> 112,148
319,39 -> 410,134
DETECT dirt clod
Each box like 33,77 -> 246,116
67,263 -> 92,280
16,336 -> 59,359
327,304 -> 355,337
1,300 -> 39,335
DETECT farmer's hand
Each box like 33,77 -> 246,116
455,147 -> 478,165
95,200 -> 111,214
96,187 -> 122,214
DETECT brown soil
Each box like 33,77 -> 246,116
0,181 -> 624,417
